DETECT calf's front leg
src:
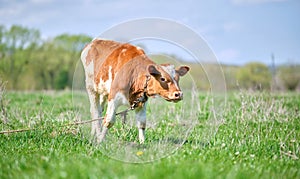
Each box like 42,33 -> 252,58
135,105 -> 147,144
98,99 -> 116,143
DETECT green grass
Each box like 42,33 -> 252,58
0,91 -> 299,178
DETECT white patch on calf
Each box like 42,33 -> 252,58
81,44 -> 94,90
96,66 -> 113,94
121,48 -> 127,53
92,37 -> 107,41
136,46 -> 142,51
103,99 -> 116,128
161,65 -> 180,89
80,43 -> 92,64
104,92 -> 129,127
161,65 -> 176,79
86,61 -> 94,77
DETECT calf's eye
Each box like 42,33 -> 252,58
160,77 -> 166,82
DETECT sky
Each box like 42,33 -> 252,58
0,0 -> 299,65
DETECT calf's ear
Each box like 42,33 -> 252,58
176,66 -> 190,76
148,65 -> 161,76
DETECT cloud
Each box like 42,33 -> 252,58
231,0 -> 288,5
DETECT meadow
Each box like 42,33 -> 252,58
0,90 -> 299,178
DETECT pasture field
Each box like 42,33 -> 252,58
0,91 -> 299,178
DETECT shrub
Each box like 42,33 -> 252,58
237,62 -> 271,90
278,65 -> 300,91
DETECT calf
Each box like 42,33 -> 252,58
81,39 -> 189,143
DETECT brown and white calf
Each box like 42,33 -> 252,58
81,39 -> 189,143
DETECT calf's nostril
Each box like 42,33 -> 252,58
174,92 -> 181,98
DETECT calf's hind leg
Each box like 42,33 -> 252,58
86,89 -> 102,139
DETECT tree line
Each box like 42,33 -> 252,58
223,62 -> 300,91
0,25 -> 299,91
0,25 -> 91,90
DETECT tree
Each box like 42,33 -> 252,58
278,64 -> 300,91
29,34 -> 92,90
51,34 -> 92,89
0,24 -> 93,90
237,62 -> 272,90
0,25 -> 41,89
0,25 -> 6,58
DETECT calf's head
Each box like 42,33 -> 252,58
147,64 -> 190,102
